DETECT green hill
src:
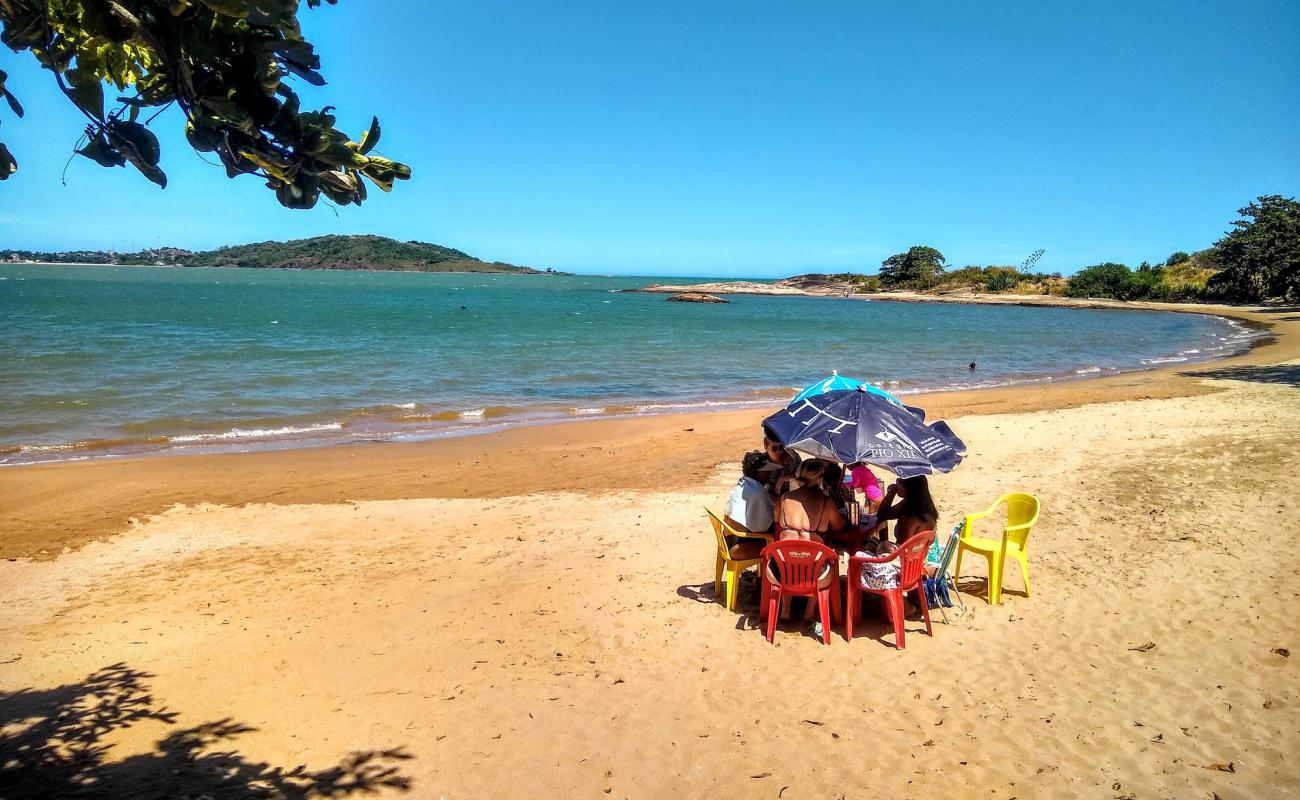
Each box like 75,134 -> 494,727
187,235 -> 551,273
3,235 -> 558,274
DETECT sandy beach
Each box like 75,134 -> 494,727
2,302 -> 1298,798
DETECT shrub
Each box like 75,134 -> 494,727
851,275 -> 882,293
983,267 -> 1021,292
1065,263 -> 1138,300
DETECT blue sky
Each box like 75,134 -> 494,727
2,1 -> 1298,277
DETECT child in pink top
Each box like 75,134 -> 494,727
847,463 -> 884,507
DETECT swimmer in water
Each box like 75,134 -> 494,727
969,362 -> 976,371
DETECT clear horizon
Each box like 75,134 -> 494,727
2,1 -> 1298,277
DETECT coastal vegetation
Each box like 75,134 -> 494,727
2,234 -> 557,274
852,194 -> 1298,304
0,1 -> 408,207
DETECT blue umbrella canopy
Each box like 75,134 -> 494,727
763,388 -> 966,477
790,373 -> 904,407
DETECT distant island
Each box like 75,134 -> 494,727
2,234 -> 563,275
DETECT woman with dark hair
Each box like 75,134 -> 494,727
874,475 -> 939,543
761,426 -> 801,497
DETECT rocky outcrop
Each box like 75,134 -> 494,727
637,281 -> 811,296
666,292 -> 730,304
635,274 -> 861,297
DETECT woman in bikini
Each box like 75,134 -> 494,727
772,459 -> 845,622
775,459 -> 845,544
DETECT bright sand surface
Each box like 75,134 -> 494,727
2,302 -> 1298,798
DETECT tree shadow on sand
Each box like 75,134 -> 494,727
0,663 -> 412,800
1180,363 -> 1300,389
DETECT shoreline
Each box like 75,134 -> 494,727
0,292 -> 1270,469
2,302 -> 1295,561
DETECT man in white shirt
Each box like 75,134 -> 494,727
723,451 -> 778,559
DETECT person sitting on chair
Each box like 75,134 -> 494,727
771,458 -> 844,623
723,450 -> 779,560
761,426 -> 801,497
775,459 -> 845,545
874,475 -> 939,543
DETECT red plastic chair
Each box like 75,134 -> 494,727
846,531 -> 934,649
758,540 -> 843,645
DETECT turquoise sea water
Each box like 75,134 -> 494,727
0,264 -> 1264,464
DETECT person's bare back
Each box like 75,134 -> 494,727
778,486 -> 844,540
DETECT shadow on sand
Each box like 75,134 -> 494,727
1180,363 -> 1300,389
678,576 -> 940,646
0,663 -> 412,800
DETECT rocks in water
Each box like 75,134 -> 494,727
666,292 -> 729,304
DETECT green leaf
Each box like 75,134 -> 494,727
109,120 -> 161,166
282,60 -> 325,86
3,90 -> 23,119
0,143 -> 16,179
200,0 -> 252,17
65,69 -> 106,121
199,95 -> 257,133
77,135 -> 126,169
358,116 -> 380,154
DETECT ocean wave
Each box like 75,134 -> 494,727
1074,366 -> 1102,375
169,422 -> 344,443
1141,356 -> 1189,365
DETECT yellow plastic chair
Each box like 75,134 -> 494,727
954,493 -> 1040,605
705,507 -> 774,611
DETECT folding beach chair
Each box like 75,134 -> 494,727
932,524 -> 967,623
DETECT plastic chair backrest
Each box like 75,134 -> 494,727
935,524 -> 962,575
1002,493 -> 1040,547
761,539 -> 838,595
895,530 -> 935,587
704,508 -> 730,560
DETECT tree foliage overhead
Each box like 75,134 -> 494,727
1205,195 -> 1300,303
0,0 -> 410,208
878,245 -> 947,290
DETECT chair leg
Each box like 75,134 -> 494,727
1018,553 -> 1031,597
947,574 -> 967,612
845,583 -> 857,641
725,565 -> 740,611
765,590 -> 779,643
818,588 -> 832,645
919,585 -> 933,636
830,573 -> 843,626
989,556 -> 1003,605
890,592 -> 905,649
714,555 -> 724,599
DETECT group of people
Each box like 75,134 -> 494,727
724,426 -> 939,557
722,426 -> 950,621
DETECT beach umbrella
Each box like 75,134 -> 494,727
790,372 -> 904,407
763,388 -> 966,478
